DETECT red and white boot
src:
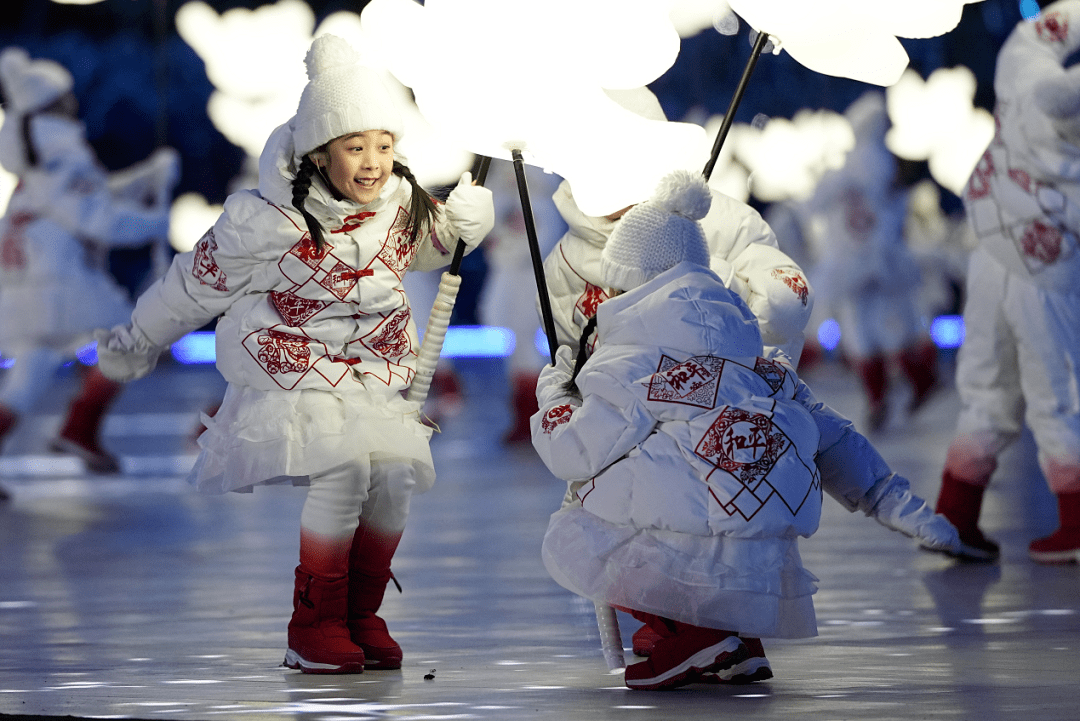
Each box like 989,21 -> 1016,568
49,366 -> 122,474
897,341 -> 940,414
284,566 -> 367,674
624,618 -> 748,690
1029,491 -> 1080,564
854,355 -> 889,432
346,523 -> 405,669
932,471 -> 999,561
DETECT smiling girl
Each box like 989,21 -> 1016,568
93,34 -> 494,674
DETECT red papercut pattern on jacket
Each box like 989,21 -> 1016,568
318,261 -> 369,301
377,206 -> 417,277
290,232 -> 331,269
753,357 -> 787,394
696,406 -> 815,521
576,283 -> 608,321
541,404 -> 574,434
332,211 -> 377,234
646,355 -> 724,409
270,290 -> 330,326
770,269 -> 809,306
0,211 -> 31,271
1021,219 -> 1064,265
966,148 -> 995,201
191,229 -> 229,291
1036,10 -> 1068,43
255,328 -> 311,375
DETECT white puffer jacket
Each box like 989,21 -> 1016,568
543,180 -> 813,362
533,264 -> 845,540
964,0 -> 1080,293
127,121 -> 472,394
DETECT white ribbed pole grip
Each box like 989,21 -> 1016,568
406,271 -> 462,405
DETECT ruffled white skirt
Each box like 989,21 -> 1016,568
188,383 -> 435,495
542,505 -> 819,639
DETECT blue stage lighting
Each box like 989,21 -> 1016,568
930,315 -> 965,349
817,319 -> 841,351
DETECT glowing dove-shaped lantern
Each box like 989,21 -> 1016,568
726,0 -> 986,86
885,66 -> 994,196
175,0 -> 471,187
359,0 -> 710,216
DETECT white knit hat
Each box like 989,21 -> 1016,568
601,169 -> 712,291
291,34 -> 404,158
0,47 -> 73,114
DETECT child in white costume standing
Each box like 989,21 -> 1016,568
95,35 -> 494,673
532,170 -> 958,691
931,0 -> 1080,563
543,88 -> 812,368
0,48 -> 177,478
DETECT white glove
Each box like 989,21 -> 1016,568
93,325 -> 165,382
536,344 -> 578,409
444,171 -> 495,250
860,474 -> 961,553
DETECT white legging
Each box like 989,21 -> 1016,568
0,345 -> 69,414
301,455 -> 418,545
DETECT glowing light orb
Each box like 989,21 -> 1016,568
726,0 -> 987,86
360,0 -> 709,216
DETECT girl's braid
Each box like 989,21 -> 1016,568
562,314 -> 599,398
292,155 -> 326,251
393,160 -> 439,247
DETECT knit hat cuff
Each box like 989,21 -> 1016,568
600,256 -> 650,293
293,105 -> 402,157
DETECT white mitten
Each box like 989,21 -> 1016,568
535,344 -> 578,409
860,474 -> 961,553
444,171 -> 495,250
93,325 -> 165,382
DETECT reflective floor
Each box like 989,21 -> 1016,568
1,354 -> 1078,721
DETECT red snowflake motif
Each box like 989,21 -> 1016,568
369,308 -> 411,359
770,269 -> 809,306
576,283 -> 609,320
289,233 -> 331,269
0,211 -> 32,270
1036,11 -> 1068,43
695,407 -> 788,487
1008,168 -> 1033,194
754,357 -> 787,394
378,206 -> 417,275
191,229 -> 228,291
332,211 -> 377,234
1021,220 -> 1063,265
966,149 -> 996,201
256,329 -> 310,374
541,404 -> 574,434
647,355 -> 724,408
270,290 -> 330,326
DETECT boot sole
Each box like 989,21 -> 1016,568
714,655 -> 774,684
283,648 -> 365,674
625,637 -> 747,691
1028,548 -> 1080,564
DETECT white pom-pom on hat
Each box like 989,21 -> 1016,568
0,47 -> 73,114
601,169 -> 713,292
292,33 -> 404,158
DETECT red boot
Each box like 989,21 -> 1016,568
897,341 -> 940,413
284,567 -> 366,674
1029,491 -> 1080,564
624,618 -> 747,690
49,366 -> 122,474
503,371 -> 540,444
346,523 -> 404,669
933,471 -> 999,561
854,355 -> 889,432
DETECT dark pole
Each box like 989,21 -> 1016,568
448,154 -> 492,275
702,30 -> 770,180
511,148 -> 559,364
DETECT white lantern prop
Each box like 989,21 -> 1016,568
886,66 -> 995,196
726,0 -> 985,87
